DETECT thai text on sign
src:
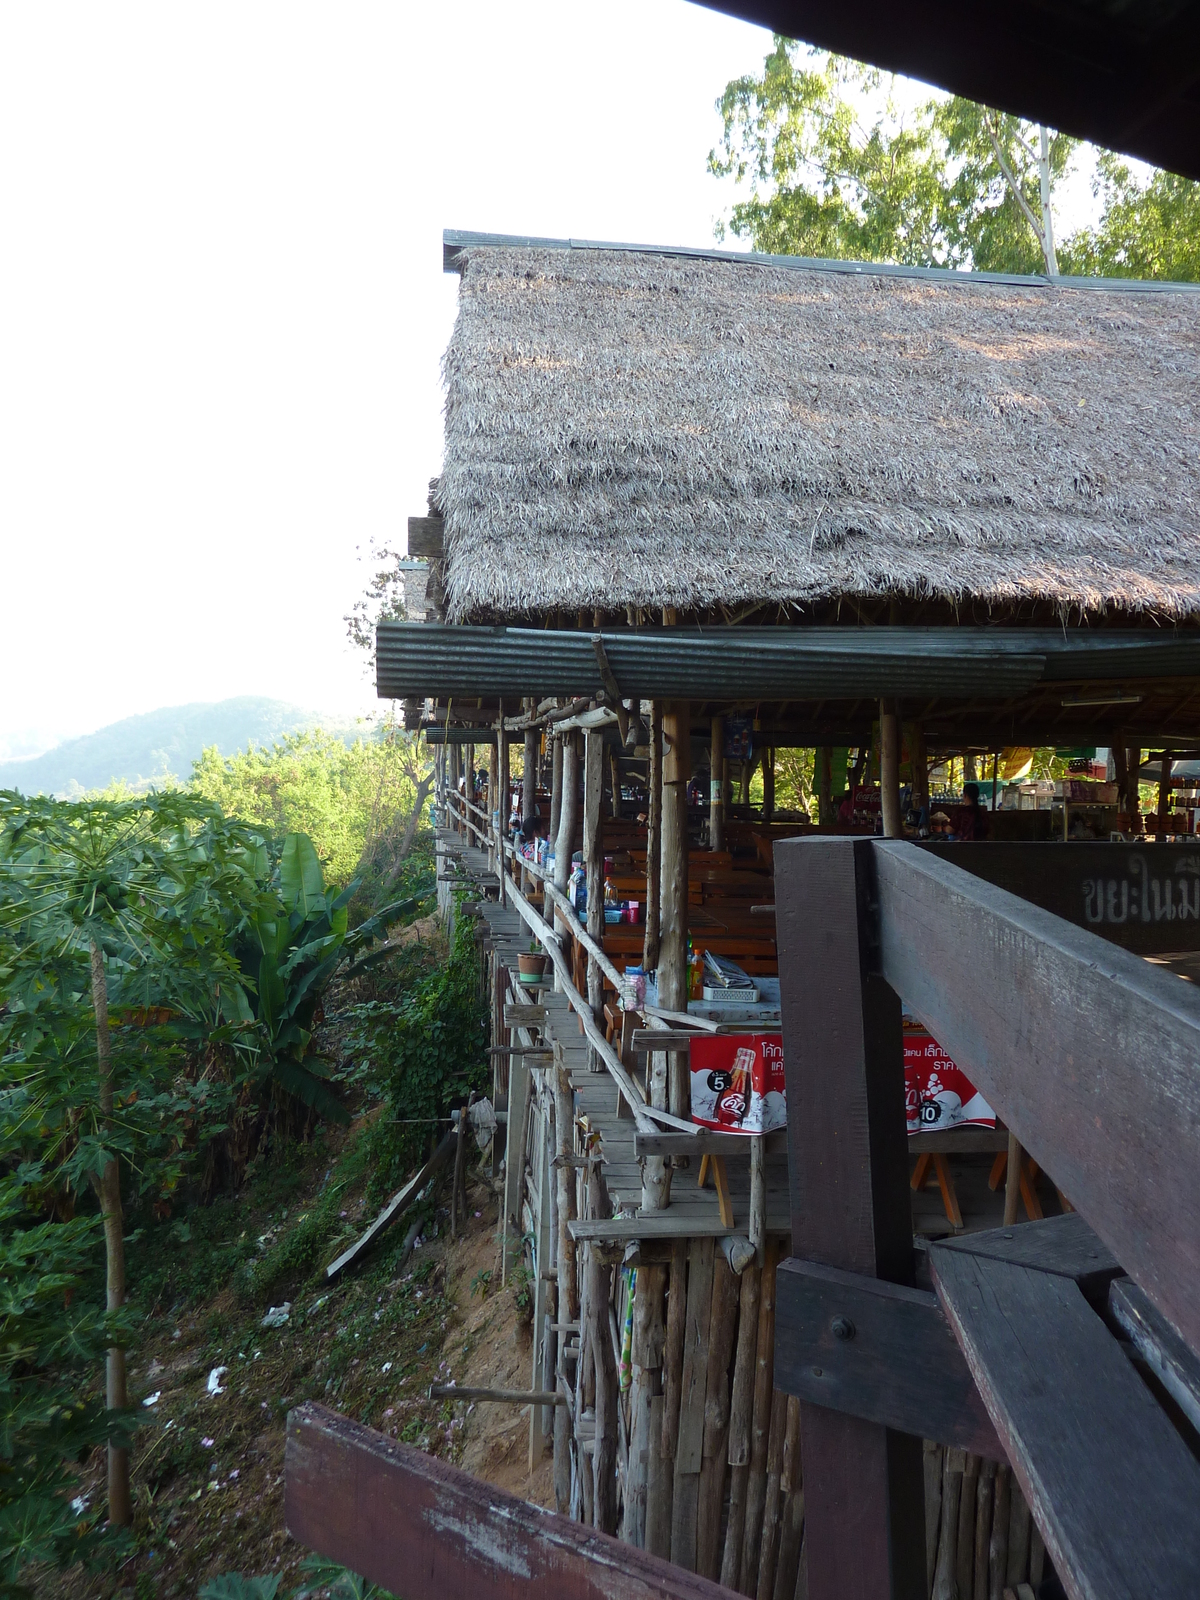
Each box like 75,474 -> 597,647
903,1019 -> 995,1133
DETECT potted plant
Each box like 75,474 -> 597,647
517,941 -> 551,986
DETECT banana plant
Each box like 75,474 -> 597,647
238,833 -> 429,1120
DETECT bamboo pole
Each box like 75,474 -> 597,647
770,1398 -> 803,1600
754,1386 -> 789,1600
974,1457 -> 997,1600
988,1464 -> 1011,1600
932,1447 -> 966,1600
661,1240 -> 688,1465
623,1263 -> 666,1546
588,1198 -> 619,1532
739,1241 -> 777,1595
583,728 -> 606,1067
710,716 -> 724,852
957,1452 -> 980,1600
880,699 -> 902,838
660,702 -> 691,1120
551,1049 -> 579,1519
924,1440 -> 944,1588
671,1237 -> 715,1571
721,1258 -> 761,1587
549,732 -> 564,844
1006,1480 -> 1031,1587
696,1253 -> 740,1580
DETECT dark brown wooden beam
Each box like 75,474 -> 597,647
774,1258 -> 1004,1461
775,836 -> 927,1600
285,1403 -> 740,1600
931,1248 -> 1200,1600
870,840 -> 1200,1356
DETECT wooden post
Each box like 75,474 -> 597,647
488,734 -> 500,875
1158,754 -> 1171,828
816,746 -> 833,826
497,719 -> 510,877
550,732 -> 564,844
740,759 -> 751,807
763,747 -> 775,823
1125,744 -> 1142,828
1003,1132 -> 1022,1228
584,729 -> 606,1065
554,732 -> 579,898
624,1263 -> 666,1547
661,702 -> 691,1120
912,724 -> 929,819
641,704 -> 671,1209
449,743 -> 461,831
523,725 -> 538,825
610,748 -> 623,821
552,1056 -> 578,1515
775,836 -> 927,1600
589,1194 -> 619,1534
644,702 -> 662,975
740,1241 -> 778,1595
696,1253 -> 740,1580
710,716 -> 725,852
721,1259 -> 761,1590
749,1135 -> 766,1263
880,701 -> 902,838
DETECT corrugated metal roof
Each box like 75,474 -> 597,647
442,229 -> 1200,296
377,623 -> 1200,703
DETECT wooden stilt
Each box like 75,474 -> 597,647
755,1386 -> 789,1600
932,1447 -> 965,1600
696,1253 -> 740,1580
769,1397 -> 804,1600
957,1453 -> 980,1600
988,1465 -> 1011,1600
740,1241 -> 778,1595
721,1258 -> 761,1589
623,1263 -> 666,1547
671,1237 -> 715,1571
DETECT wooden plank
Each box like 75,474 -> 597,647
505,1003 -> 547,1027
935,1213 -> 1122,1305
286,1403 -> 742,1600
1109,1277 -> 1200,1435
908,1128 -> 1009,1154
916,841 -> 1200,954
325,1124 -> 457,1281
407,514 -> 443,556
931,1248 -> 1200,1600
774,836 -> 927,1600
872,839 -> 1200,1356
774,1258 -> 1003,1459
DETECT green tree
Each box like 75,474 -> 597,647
709,42 -> 953,266
1060,153 -> 1200,280
710,38 -> 1198,282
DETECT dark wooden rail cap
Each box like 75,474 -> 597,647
285,1402 -> 741,1600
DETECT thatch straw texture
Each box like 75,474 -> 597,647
439,246 -> 1200,621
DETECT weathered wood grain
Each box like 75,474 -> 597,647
874,840 -> 1200,1354
774,837 -> 927,1600
1108,1277 -> 1200,1434
933,1247 -> 1200,1600
935,1213 -> 1121,1306
286,1403 -> 741,1600
774,1258 -> 1004,1459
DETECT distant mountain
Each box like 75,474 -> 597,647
0,697 -> 361,798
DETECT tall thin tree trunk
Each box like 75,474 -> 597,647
90,940 -> 131,1527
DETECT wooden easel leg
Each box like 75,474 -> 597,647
910,1152 -> 934,1192
988,1151 -> 1007,1191
932,1154 -> 963,1229
698,1153 -> 712,1188
711,1155 -> 734,1228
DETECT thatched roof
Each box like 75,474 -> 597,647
437,237 -> 1200,623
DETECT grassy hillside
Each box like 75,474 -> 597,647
0,697 -> 359,796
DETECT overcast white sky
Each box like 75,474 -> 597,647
1,4 -> 1106,759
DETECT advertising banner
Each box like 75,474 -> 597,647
689,1033 -> 786,1134
903,1020 -> 995,1133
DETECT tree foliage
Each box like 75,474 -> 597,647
710,39 -> 1197,281
190,725 -> 432,890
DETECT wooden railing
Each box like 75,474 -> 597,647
773,837 -> 1200,1600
